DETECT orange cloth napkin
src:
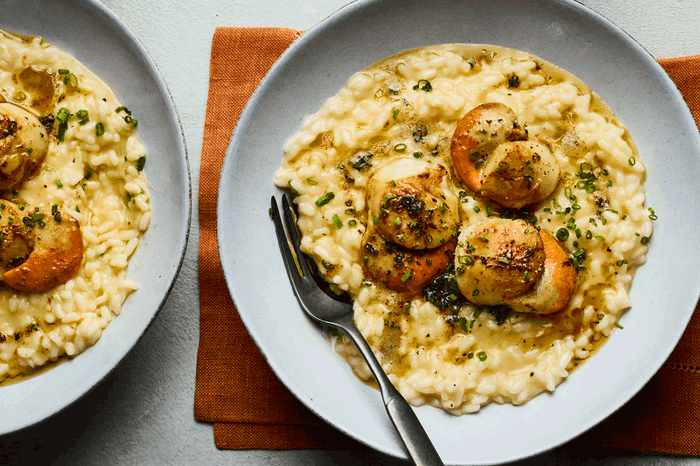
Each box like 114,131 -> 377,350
195,27 -> 364,450
195,26 -> 700,453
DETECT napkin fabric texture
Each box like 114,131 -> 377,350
195,27 -> 363,450
195,26 -> 700,453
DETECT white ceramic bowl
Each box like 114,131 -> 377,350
0,0 -> 190,435
218,0 -> 700,463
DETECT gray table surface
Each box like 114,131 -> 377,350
2,0 -> 700,464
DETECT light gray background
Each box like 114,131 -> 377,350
2,0 -> 699,464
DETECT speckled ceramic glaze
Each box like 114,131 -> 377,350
0,0 -> 190,435
218,0 -> 700,463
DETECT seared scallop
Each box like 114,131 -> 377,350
480,140 -> 561,209
0,202 -> 34,275
367,158 -> 459,250
362,231 -> 456,294
454,218 -> 545,305
450,102 -> 528,192
0,201 -> 83,293
0,103 -> 48,189
507,229 -> 576,314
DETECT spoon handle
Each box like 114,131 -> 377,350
338,314 -> 444,466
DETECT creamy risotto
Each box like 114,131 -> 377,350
0,32 -> 150,382
275,44 -> 652,414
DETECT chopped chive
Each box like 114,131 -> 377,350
477,351 -> 487,361
315,192 -> 335,207
332,214 -> 342,229
458,255 -> 473,266
56,107 -> 71,124
556,228 -> 569,242
458,317 -> 469,333
287,180 -> 299,196
123,115 -> 138,127
401,269 -> 413,282
412,79 -> 432,92
394,143 -> 407,153
64,73 -> 78,87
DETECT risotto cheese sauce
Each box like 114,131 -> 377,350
0,32 -> 150,382
275,44 -> 651,414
